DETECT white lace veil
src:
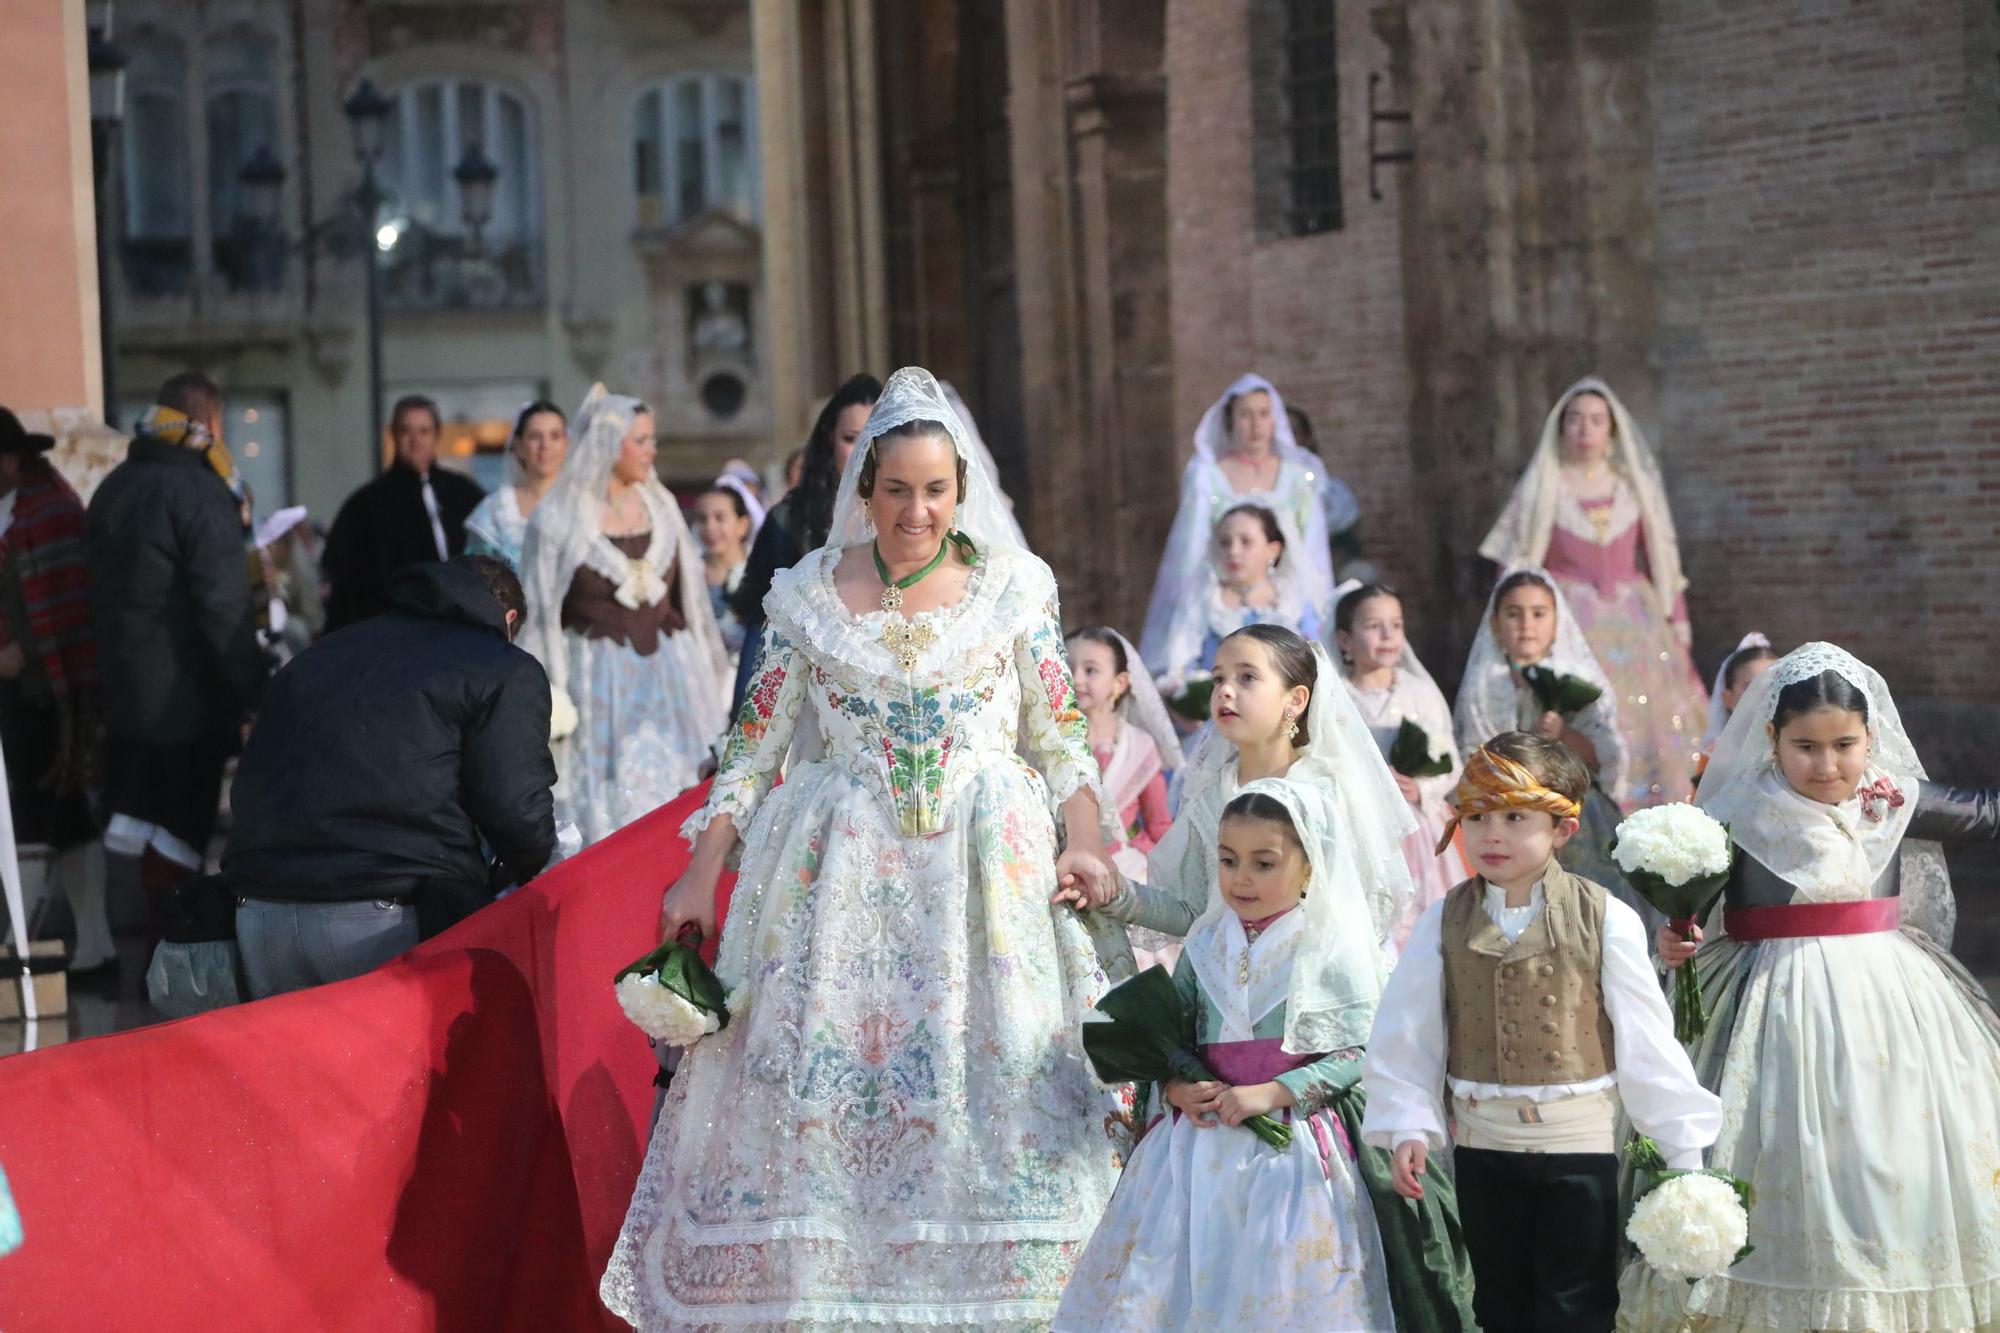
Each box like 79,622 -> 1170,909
1454,565 -> 1625,796
1331,578 -> 1442,696
1186,647 -> 1414,1052
1180,641 -> 1416,973
713,472 -> 768,538
1154,498 -> 1317,690
940,381 -> 1028,548
518,384 -> 731,704
1479,377 -> 1688,619
1139,373 -> 1337,674
826,368 -> 1025,559
1699,642 -> 1934,907
1086,627 -> 1183,771
1703,631 -> 1773,749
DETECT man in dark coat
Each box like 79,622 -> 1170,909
87,373 -> 269,921
321,394 -> 485,630
224,555 -> 556,998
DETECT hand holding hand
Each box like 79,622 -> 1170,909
1165,1078 -> 1227,1126
1391,1140 -> 1429,1199
1657,921 -> 1702,969
1053,845 -> 1118,910
1215,1080 -> 1293,1127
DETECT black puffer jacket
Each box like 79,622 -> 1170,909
86,437 -> 268,745
222,561 -> 556,920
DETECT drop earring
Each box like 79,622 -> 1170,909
1282,709 -> 1300,743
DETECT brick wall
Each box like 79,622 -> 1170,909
1164,0 -> 1437,639
1159,0 -> 2000,960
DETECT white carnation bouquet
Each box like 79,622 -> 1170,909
1613,802 -> 1733,1041
549,684 -> 580,743
1625,1136 -> 1753,1282
614,939 -> 731,1047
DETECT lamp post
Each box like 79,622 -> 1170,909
342,78 -> 393,475
453,145 -> 498,256
86,5 -> 127,420
235,80 -> 498,478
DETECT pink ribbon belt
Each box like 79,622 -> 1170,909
1724,897 -> 1899,941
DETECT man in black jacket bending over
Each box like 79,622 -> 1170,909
224,555 -> 556,998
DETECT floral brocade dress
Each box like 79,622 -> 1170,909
1541,483 -> 1706,810
600,543 -> 1119,1331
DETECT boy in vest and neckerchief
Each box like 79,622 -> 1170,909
1360,732 -> 1720,1332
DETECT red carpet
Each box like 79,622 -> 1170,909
0,784 -> 723,1331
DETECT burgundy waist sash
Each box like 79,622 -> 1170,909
1724,896 -> 1899,941
1195,1037 -> 1353,1168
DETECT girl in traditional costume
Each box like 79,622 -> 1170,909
1079,628 -> 1412,980
1152,503 -> 1324,699
1480,378 -> 1706,808
1139,374 -> 1336,677
1628,643 -> 2000,1332
1454,566 -> 1656,935
1067,626 -> 1181,970
465,399 -> 568,568
690,484 -> 757,667
1334,582 -> 1471,945
518,387 -> 730,846
602,368 -> 1122,1330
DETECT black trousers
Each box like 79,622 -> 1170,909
1455,1145 -> 1620,1333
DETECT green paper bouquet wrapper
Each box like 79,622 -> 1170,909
1389,718 -> 1454,779
1080,965 -> 1291,1151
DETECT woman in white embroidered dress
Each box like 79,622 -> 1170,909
600,367 -> 1121,1330
1623,644 -> 2000,1332
518,386 -> 730,846
1139,373 -> 1336,678
465,398 -> 568,568
1480,378 -> 1707,808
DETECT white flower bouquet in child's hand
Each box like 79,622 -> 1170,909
615,939 -> 731,1047
1624,1136 -> 1753,1282
1612,803 -> 1733,1042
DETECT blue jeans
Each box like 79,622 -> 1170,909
236,897 -> 419,1000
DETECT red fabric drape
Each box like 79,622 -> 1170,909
0,784 -> 723,1331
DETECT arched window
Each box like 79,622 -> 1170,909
121,31 -> 192,295
206,29 -> 281,290
379,79 -> 541,306
633,74 -> 757,227
205,30 -> 277,232
382,80 -> 538,242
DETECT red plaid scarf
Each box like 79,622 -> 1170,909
0,460 -> 96,702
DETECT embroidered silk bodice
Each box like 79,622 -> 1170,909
702,544 -> 1099,841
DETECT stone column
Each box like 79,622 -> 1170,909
0,2 -> 107,437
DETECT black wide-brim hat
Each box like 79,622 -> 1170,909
0,407 -> 56,456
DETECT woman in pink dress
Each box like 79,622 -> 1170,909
1480,378 -> 1707,808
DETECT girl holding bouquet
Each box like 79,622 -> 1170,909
1335,582 -> 1471,944
1454,565 -> 1656,936
1067,626 -> 1183,969
1059,689 -> 1476,1329
1073,626 -> 1413,980
1629,643 -> 2000,1333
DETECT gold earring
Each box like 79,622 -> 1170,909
1282,710 -> 1299,742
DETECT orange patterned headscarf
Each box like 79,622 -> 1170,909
1436,745 -> 1584,854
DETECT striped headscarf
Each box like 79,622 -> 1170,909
1435,743 -> 1583,854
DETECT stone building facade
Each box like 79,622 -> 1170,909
100,0 -> 768,517
760,0 -> 2000,959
